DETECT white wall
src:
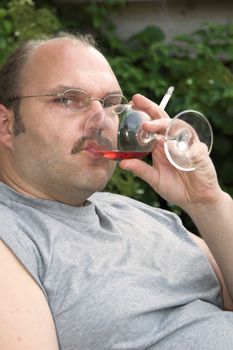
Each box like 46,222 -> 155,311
110,0 -> 233,40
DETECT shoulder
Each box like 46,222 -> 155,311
0,240 -> 59,349
0,201 -> 47,296
90,191 -> 137,204
91,192 -> 185,229
90,191 -> 158,214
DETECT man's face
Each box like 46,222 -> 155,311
9,39 -> 122,204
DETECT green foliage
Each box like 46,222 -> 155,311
0,0 -> 232,232
0,0 -> 60,64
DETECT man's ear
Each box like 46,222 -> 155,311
0,104 -> 14,148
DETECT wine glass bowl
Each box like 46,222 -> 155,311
115,105 -> 154,153
84,104 -> 213,171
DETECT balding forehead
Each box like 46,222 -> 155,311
26,38 -> 109,71
40,37 -> 93,51
19,37 -> 118,94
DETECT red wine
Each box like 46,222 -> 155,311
98,150 -> 149,160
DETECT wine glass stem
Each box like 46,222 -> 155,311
139,129 -> 190,145
138,130 -> 165,144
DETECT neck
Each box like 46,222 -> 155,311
0,175 -> 90,207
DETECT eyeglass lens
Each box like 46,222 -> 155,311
61,89 -> 127,112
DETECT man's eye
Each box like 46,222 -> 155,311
104,100 -> 115,108
60,97 -> 74,106
104,98 -> 122,108
57,95 -> 88,110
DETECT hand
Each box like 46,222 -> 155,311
119,94 -> 222,211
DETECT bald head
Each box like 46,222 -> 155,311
0,32 -> 99,108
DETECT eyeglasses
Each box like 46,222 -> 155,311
7,88 -> 128,113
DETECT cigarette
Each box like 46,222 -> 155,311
159,86 -> 174,110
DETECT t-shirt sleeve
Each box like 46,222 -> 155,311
0,218 -> 47,299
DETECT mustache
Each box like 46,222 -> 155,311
71,134 -> 113,155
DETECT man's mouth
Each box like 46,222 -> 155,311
71,136 -> 114,156
84,143 -> 105,156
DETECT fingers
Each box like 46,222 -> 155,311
119,158 -> 158,188
142,118 -> 170,134
132,94 -> 170,120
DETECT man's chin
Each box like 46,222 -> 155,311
76,169 -> 113,192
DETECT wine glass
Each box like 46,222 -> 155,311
84,95 -> 213,172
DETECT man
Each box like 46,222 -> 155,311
0,32 -> 232,350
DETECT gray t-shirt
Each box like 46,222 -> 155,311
0,182 -> 233,349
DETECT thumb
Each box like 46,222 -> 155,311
119,159 -> 158,189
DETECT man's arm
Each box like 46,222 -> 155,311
119,93 -> 233,303
187,191 -> 233,305
190,230 -> 233,311
0,240 -> 59,350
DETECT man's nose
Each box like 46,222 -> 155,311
90,98 -> 104,112
84,109 -> 106,138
